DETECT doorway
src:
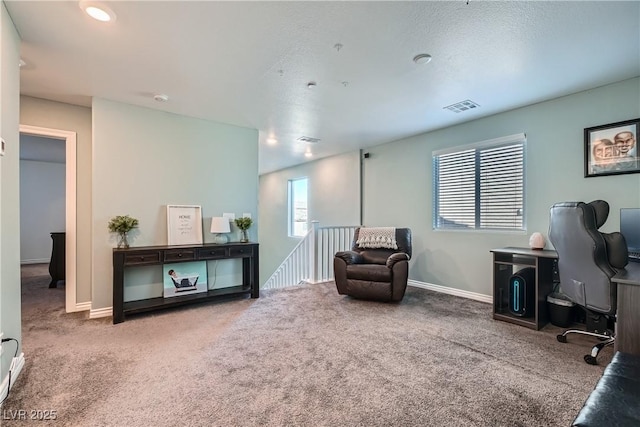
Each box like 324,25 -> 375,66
19,125 -> 80,313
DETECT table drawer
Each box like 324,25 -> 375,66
164,249 -> 197,262
229,246 -> 253,258
124,251 -> 161,266
197,247 -> 229,260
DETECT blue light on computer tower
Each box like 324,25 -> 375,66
509,267 -> 535,317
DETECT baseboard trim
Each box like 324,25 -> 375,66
89,307 -> 112,319
71,301 -> 91,313
20,259 -> 49,265
0,352 -> 25,407
408,279 -> 492,304
319,277 -> 492,304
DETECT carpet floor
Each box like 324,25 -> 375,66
2,264 -> 609,426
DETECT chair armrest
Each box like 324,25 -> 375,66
386,252 -> 410,268
335,251 -> 364,265
602,232 -> 628,269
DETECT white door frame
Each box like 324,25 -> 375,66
19,124 -> 81,313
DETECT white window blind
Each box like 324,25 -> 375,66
433,134 -> 525,231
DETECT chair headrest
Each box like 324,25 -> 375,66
587,200 -> 609,229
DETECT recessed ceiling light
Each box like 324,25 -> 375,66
153,94 -> 169,102
267,138 -> 277,145
307,81 -> 317,89
79,1 -> 117,23
304,151 -> 313,158
19,59 -> 26,68
413,54 -> 432,65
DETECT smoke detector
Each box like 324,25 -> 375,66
413,54 -> 432,65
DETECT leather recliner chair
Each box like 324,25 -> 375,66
334,227 -> 412,302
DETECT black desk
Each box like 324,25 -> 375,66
112,242 -> 259,324
491,247 -> 557,330
613,262 -> 640,356
49,232 -> 65,288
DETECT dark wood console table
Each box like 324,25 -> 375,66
49,232 -> 66,288
113,242 -> 259,324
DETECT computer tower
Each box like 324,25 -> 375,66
509,267 -> 535,317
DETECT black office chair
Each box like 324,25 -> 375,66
548,200 -> 628,365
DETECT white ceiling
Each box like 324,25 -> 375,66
6,1 -> 640,174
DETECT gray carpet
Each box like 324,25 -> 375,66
4,264 -> 609,426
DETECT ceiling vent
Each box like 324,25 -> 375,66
443,100 -> 480,113
297,136 -> 321,144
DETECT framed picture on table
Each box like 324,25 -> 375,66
163,261 -> 208,298
167,204 -> 203,245
585,118 -> 639,177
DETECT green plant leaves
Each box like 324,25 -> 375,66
108,215 -> 139,233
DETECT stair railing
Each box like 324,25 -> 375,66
262,222 -> 359,289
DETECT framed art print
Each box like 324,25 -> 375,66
163,261 -> 208,298
167,204 -> 203,245
585,118 -> 639,177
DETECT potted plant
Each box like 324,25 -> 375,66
108,214 -> 139,248
234,217 -> 253,243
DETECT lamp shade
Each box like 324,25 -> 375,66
210,217 -> 231,234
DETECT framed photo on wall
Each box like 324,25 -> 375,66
167,204 -> 203,245
585,118 -> 640,177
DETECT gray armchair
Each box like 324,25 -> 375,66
334,227 -> 412,302
548,200 -> 628,364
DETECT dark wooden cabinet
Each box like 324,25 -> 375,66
112,242 -> 259,324
491,247 -> 557,330
49,232 -> 66,288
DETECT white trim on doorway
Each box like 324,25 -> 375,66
19,124 -> 83,313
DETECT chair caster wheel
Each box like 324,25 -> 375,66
557,334 -> 567,343
584,355 -> 598,365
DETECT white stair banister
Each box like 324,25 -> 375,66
262,222 -> 359,290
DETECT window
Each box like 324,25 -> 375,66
288,177 -> 308,237
433,133 -> 525,231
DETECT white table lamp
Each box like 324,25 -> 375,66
210,217 -> 231,244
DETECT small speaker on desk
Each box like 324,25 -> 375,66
509,267 -> 535,317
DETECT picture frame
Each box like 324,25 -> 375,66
167,204 -> 203,245
584,118 -> 639,177
163,261 -> 208,298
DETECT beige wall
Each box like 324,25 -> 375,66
20,159 -> 66,263
258,151 -> 361,285
20,96 -> 92,304
1,1 -> 22,381
91,98 -> 259,310
260,78 -> 640,298
362,77 -> 640,297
